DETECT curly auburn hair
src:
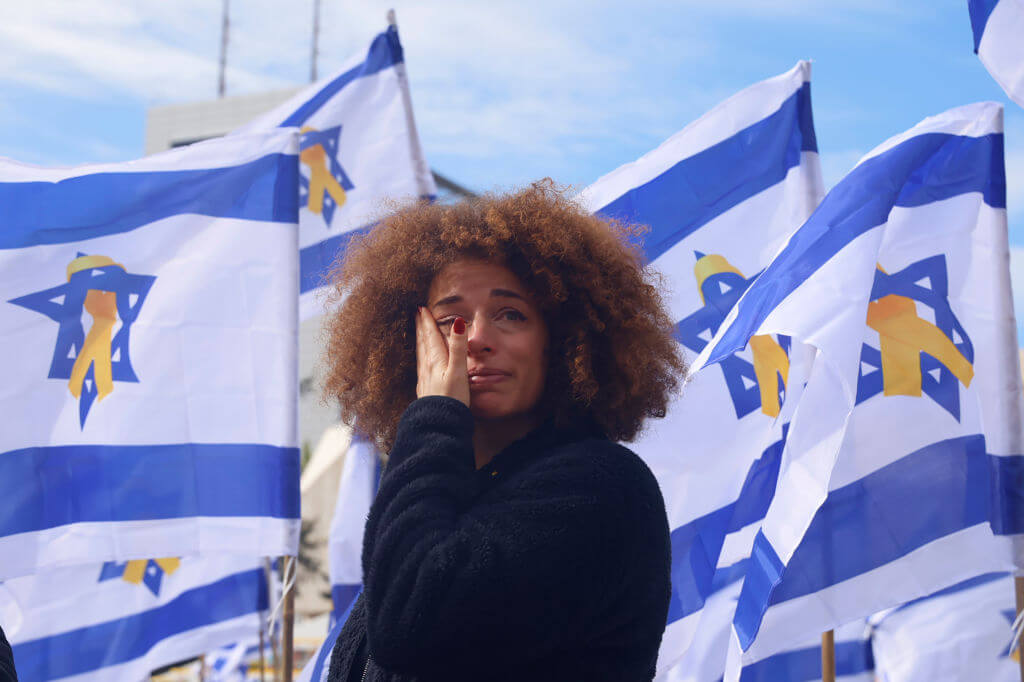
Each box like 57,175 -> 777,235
322,180 -> 687,451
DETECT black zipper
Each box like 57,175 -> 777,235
360,656 -> 370,682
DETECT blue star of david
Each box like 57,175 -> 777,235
855,255 -> 974,421
98,560 -> 169,597
1001,608 -> 1017,658
300,125 -> 355,226
8,254 -> 156,427
675,252 -> 790,419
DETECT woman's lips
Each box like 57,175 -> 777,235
469,370 -> 509,385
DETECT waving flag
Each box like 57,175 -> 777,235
0,130 -> 302,579
870,572 -> 1018,682
579,61 -> 823,678
969,0 -> 1024,107
235,23 -> 436,319
0,554 -> 266,681
730,621 -> 872,682
294,437 -> 379,682
695,102 -> 1024,676
327,435 -> 380,623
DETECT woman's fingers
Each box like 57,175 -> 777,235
420,307 -> 448,366
445,316 -> 470,407
414,307 -> 469,407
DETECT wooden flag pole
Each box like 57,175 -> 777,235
259,623 -> 266,682
821,630 -> 836,682
282,555 -> 296,682
1015,576 -> 1024,682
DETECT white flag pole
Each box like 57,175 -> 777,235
386,8 -> 434,199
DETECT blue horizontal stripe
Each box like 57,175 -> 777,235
279,27 -> 403,128
300,225 -> 373,294
706,132 -> 1005,368
739,638 -> 874,681
596,82 -> 817,263
0,443 -> 300,537
666,434 -> 785,625
0,153 -> 299,250
969,0 -> 1001,52
734,435 -> 1024,649
12,568 -> 266,679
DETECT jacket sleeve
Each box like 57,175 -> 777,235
0,625 -> 17,682
361,396 -> 664,674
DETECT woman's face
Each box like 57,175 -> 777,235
427,259 -> 549,421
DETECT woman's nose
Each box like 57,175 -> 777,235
465,318 -> 493,354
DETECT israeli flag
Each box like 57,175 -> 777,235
295,437 -> 379,682
0,554 -> 267,681
969,0 -> 1024,107
870,572 -> 1019,682
695,102 -> 1024,676
579,61 -> 824,678
327,435 -> 380,623
296,587 -> 361,682
0,130 -> 302,579
726,621 -> 873,682
236,24 -> 437,320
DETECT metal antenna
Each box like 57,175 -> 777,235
218,0 -> 230,97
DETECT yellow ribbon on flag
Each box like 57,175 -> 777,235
866,287 -> 973,396
66,255 -> 125,402
300,126 -> 348,215
121,557 -> 181,585
694,253 -> 789,417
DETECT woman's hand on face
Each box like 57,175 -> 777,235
415,306 -> 470,407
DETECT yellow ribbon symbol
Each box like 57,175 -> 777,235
300,126 -> 348,216
694,253 -> 789,417
121,557 -> 180,585
866,267 -> 973,396
66,255 -> 125,403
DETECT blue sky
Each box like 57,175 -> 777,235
3,0 -> 1024,336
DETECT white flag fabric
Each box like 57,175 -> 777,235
579,61 -> 824,678
327,436 -> 380,623
695,101 -> 1024,675
235,25 -> 437,320
205,640 -> 261,682
970,0 -> 1024,107
870,572 -> 1018,682
0,130 -> 302,579
0,554 -> 266,681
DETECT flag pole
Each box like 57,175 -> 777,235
310,0 -> 321,82
386,9 -> 434,200
282,555 -> 296,682
821,630 -> 836,682
217,0 -> 230,97
259,622 -> 266,682
1015,576 -> 1024,682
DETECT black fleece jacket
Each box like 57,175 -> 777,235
327,396 -> 671,682
0,625 -> 16,682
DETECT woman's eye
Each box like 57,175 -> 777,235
436,317 -> 456,328
499,309 -> 526,322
